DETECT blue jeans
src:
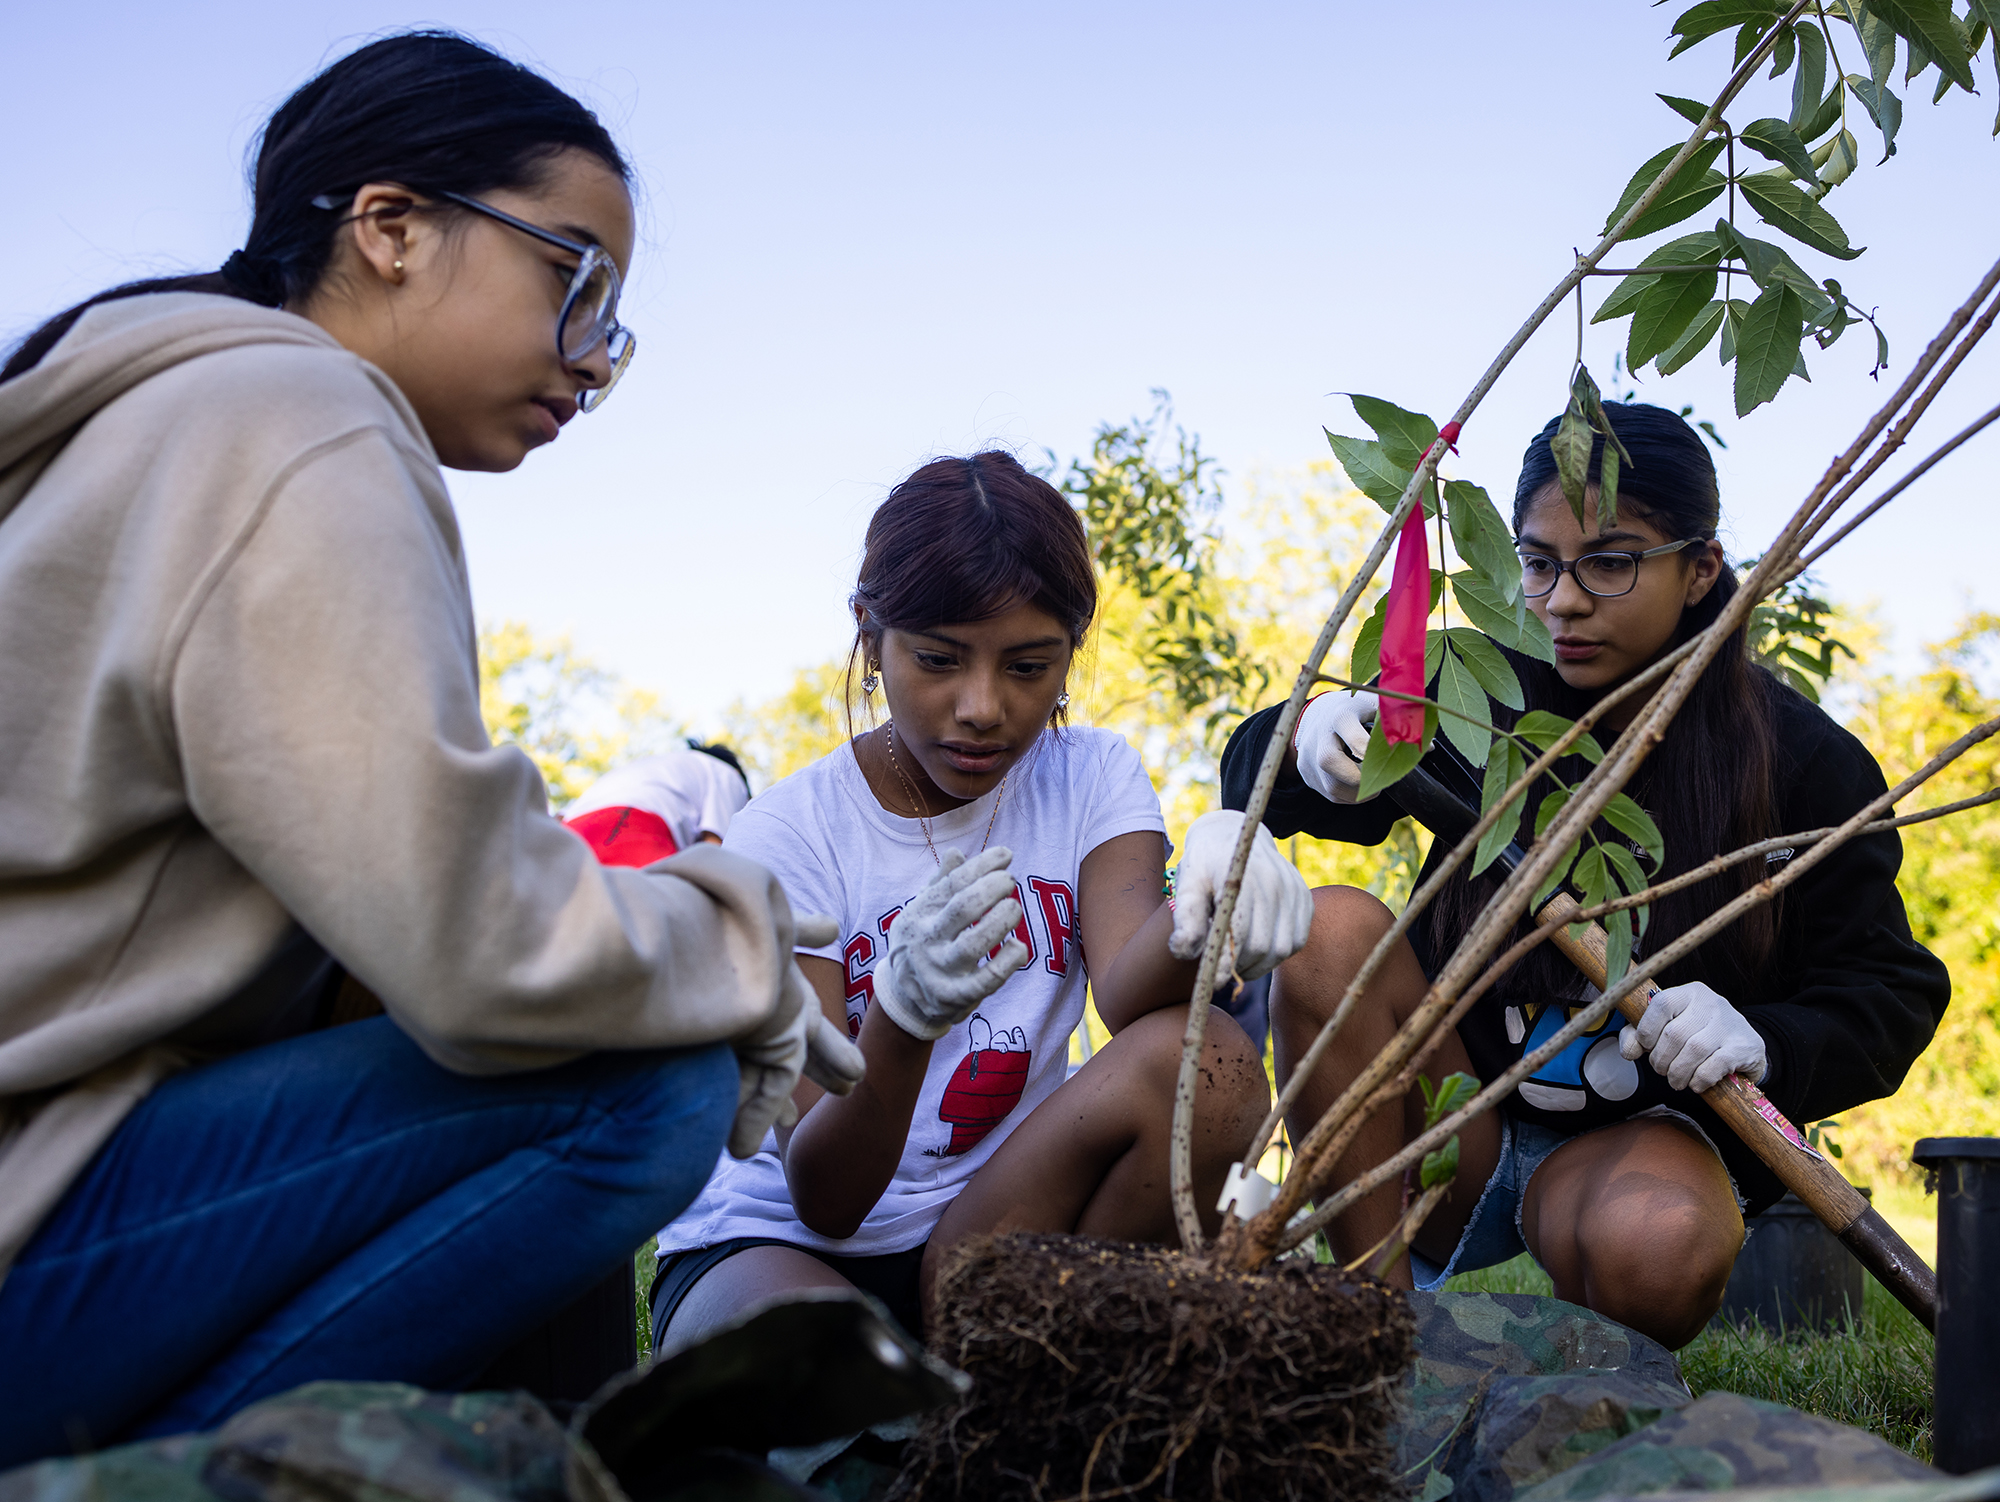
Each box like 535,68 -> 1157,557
0,1017 -> 735,1466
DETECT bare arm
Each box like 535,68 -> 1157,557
779,955 -> 937,1239
1077,829 -> 1203,1034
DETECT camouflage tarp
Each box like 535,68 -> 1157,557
6,1289 -> 1990,1502
1401,1292 -> 1961,1502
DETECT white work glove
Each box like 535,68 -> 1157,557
875,847 -> 1030,1042
1295,690 -> 1379,805
729,912 -> 868,1158
1168,810 -> 1315,982
1619,981 -> 1768,1095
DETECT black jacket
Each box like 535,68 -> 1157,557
1220,682 -> 1950,1213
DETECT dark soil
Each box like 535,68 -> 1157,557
894,1233 -> 1414,1502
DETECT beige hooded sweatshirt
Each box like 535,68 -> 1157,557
0,293 -> 798,1286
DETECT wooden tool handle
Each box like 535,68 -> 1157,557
1533,891 -> 1937,1330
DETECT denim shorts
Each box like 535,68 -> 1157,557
1408,1104 -> 1739,1291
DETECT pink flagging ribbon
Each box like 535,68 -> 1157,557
1379,502 -> 1430,744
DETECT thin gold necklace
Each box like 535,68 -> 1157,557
884,722 -> 1008,868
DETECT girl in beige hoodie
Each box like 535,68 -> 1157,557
0,33 -> 860,1462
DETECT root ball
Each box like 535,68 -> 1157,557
895,1233 -> 1414,1501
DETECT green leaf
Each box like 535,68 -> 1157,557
1603,792 -> 1667,866
1324,430 -> 1416,511
1550,387 -> 1594,523
1436,644 -> 1492,768
1533,840 -> 1580,911
1733,283 -> 1807,415
1814,128 -> 1861,187
1843,0 -> 1901,89
1419,1466 -> 1456,1502
1591,232 -> 1723,324
1444,480 -> 1520,600
1353,598 -> 1386,683
1657,92 -> 1712,125
1736,174 -> 1863,259
1358,717 -> 1425,802
1604,908 -> 1636,984
1431,1071 -> 1480,1123
1846,74 -> 1904,159
1516,709 -> 1606,763
1348,395 -> 1439,473
1453,571 -> 1557,663
1573,846 -> 1613,914
1796,77 -> 1846,141
1669,0 -> 1787,57
1603,140 -> 1729,238
1736,17 -> 1776,63
1447,627 -> 1525,710
1654,298 -> 1728,374
1425,627 -> 1446,686
1714,220 -> 1836,316
1739,116 -> 1821,183
1770,20 -> 1798,74
1475,737 -> 1528,876
1627,268 -> 1722,368
1420,1135 -> 1461,1189
1864,0 -> 1978,88
1791,22 -> 1830,131
1603,840 -> 1651,893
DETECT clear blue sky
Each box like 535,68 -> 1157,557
8,3 -> 1995,727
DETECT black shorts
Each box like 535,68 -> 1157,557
650,1237 -> 928,1347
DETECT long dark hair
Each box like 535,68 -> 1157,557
848,451 -> 1097,730
1430,402 -> 1779,1000
2,32 -> 628,382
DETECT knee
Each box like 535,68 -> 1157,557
1576,1191 -> 1743,1349
1272,886 -> 1397,1024
583,1041 -> 736,1204
1117,1007 -> 1269,1125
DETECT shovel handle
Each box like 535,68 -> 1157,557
1535,891 -> 1937,1331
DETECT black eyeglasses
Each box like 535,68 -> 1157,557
312,189 -> 635,411
1518,538 -> 1699,599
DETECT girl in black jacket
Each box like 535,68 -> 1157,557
1221,402 -> 1947,1348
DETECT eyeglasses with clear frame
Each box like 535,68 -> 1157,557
1517,538 -> 1699,599
431,192 -> 635,412
310,188 -> 635,411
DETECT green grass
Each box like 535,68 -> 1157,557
1442,1253 -> 1935,1463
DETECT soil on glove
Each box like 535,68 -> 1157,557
894,1232 -> 1415,1502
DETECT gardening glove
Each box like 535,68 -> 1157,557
1294,690 -> 1379,805
729,913 -> 867,1158
1168,810 -> 1315,982
1619,980 -> 1768,1095
875,847 -> 1030,1042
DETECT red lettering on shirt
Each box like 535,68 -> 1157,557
986,881 -> 1035,966
841,932 -> 875,1037
1028,876 -> 1077,976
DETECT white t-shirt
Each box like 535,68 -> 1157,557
566,749 -> 750,851
657,725 -> 1167,1257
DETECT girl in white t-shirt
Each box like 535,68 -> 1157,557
653,450 -> 1314,1343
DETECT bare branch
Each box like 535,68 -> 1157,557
1796,400 -> 2000,570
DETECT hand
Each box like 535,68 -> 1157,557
1168,810 -> 1315,981
729,913 -> 867,1158
1619,981 -> 1768,1095
875,848 -> 1030,1042
1295,691 -> 1378,805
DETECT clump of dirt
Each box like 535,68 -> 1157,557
894,1232 -> 1414,1501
